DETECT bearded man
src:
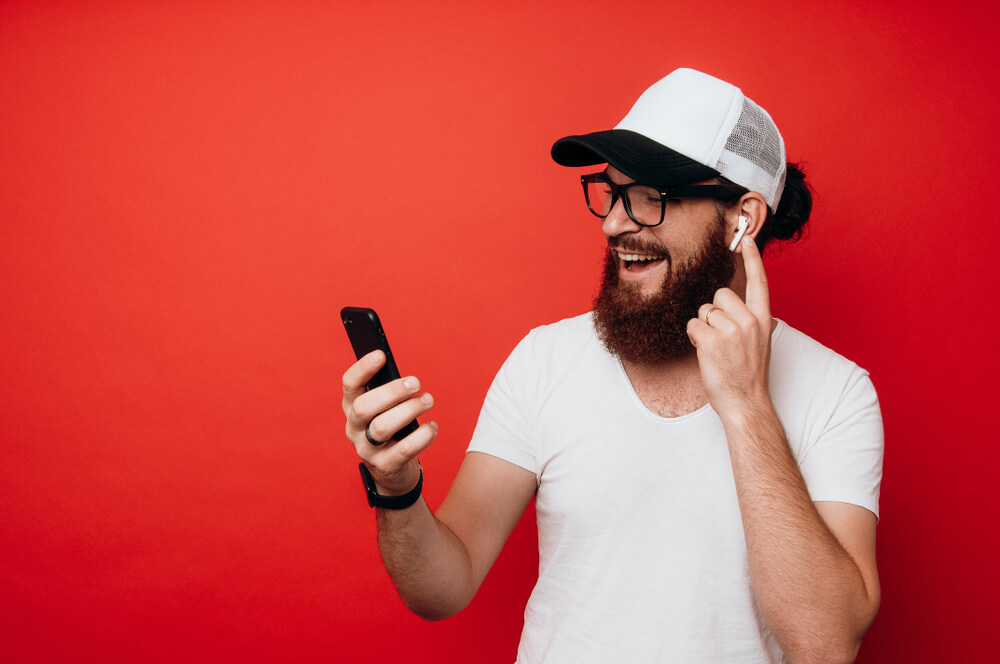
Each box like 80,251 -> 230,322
341,68 -> 883,664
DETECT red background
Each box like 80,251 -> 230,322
2,1 -> 997,661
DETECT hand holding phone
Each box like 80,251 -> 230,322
341,307 -> 419,443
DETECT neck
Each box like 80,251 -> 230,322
622,344 -> 698,374
620,348 -> 708,418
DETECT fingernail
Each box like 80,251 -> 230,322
368,352 -> 382,365
403,377 -> 418,390
429,421 -> 439,432
743,236 -> 753,246
420,393 -> 433,405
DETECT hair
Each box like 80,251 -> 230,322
714,162 -> 813,254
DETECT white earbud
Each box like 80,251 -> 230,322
729,216 -> 749,252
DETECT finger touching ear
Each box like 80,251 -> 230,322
740,236 -> 771,316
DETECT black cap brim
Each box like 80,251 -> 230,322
551,129 -> 719,187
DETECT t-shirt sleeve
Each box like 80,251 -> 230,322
466,333 -> 540,477
798,367 -> 884,519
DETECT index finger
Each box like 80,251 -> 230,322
740,236 -> 771,317
341,350 -> 385,405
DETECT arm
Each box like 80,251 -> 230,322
343,352 -> 536,620
720,401 -> 879,663
687,236 -> 879,663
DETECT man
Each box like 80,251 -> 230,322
342,68 -> 883,663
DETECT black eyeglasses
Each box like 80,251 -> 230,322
581,173 -> 736,227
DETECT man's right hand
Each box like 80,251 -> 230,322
342,350 -> 536,621
342,350 -> 438,496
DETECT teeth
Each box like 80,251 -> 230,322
618,252 -> 660,262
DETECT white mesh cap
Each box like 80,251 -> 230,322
553,68 -> 787,211
715,97 -> 787,211
616,68 -> 786,210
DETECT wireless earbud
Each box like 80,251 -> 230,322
729,216 -> 749,252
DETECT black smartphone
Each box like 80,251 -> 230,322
341,307 -> 419,442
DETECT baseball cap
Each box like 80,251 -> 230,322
551,68 -> 787,211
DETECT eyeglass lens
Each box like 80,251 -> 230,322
585,178 -> 664,226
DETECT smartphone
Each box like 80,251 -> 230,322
341,307 -> 419,442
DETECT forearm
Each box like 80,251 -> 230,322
376,499 -> 477,621
722,401 -> 878,663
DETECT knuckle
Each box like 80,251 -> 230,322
345,421 -> 365,450
368,418 -> 389,441
399,427 -> 433,457
351,393 -> 377,421
342,364 -> 364,391
341,387 -> 360,413
714,288 -> 733,303
392,437 -> 418,460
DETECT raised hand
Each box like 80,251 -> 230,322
342,350 -> 438,495
686,236 -> 774,421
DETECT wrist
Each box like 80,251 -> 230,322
360,461 -> 423,510
370,460 -> 421,496
716,389 -> 776,433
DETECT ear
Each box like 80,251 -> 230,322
730,192 -> 768,253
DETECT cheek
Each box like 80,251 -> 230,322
659,207 -> 709,243
658,231 -> 704,268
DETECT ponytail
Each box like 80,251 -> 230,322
755,162 -> 812,253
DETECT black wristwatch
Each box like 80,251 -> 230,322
359,462 -> 423,509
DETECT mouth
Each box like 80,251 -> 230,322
615,249 -> 668,274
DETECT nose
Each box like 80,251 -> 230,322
600,196 -> 642,238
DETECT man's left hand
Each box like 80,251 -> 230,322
686,235 -> 773,421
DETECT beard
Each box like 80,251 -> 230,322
593,215 -> 736,364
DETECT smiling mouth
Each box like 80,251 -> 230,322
615,250 -> 667,272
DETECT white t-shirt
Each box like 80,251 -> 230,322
467,313 -> 883,664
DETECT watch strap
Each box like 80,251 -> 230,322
359,462 -> 423,509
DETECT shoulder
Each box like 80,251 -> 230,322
771,319 -> 872,387
770,320 -> 882,442
498,312 -> 608,385
770,320 -> 880,428
510,312 -> 600,359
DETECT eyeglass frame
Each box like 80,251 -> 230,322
580,172 -> 741,227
